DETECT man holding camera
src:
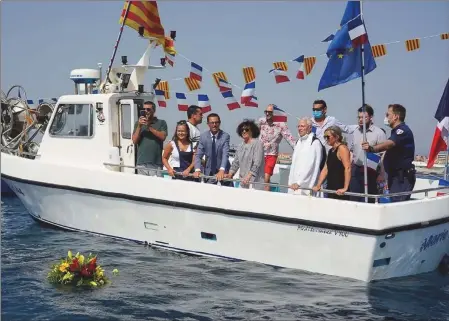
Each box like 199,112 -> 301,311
132,101 -> 167,176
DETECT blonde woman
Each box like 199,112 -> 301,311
312,126 -> 351,200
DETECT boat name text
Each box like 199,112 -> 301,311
297,225 -> 348,238
420,229 -> 448,252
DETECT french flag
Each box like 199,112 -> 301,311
218,78 -> 232,93
366,152 -> 381,171
269,68 -> 290,84
198,94 -> 212,113
293,55 -> 305,80
176,92 -> 189,111
165,53 -> 175,67
245,95 -> 258,108
272,105 -> 288,122
241,81 -> 255,104
155,89 -> 167,108
190,62 -> 203,82
221,91 -> 240,111
427,78 -> 449,168
348,17 -> 368,48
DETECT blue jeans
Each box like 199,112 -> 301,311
388,169 -> 416,202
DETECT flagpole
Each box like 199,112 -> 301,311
360,0 -> 369,203
104,1 -> 132,87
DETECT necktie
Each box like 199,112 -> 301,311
210,135 -> 217,175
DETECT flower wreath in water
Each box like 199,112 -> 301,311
47,251 -> 119,288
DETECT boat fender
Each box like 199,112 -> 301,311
438,254 -> 449,275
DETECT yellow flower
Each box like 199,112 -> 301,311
67,251 -> 72,259
89,281 -> 97,287
59,262 -> 70,272
78,255 -> 85,265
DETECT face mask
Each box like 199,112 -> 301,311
313,110 -> 323,118
383,117 -> 390,126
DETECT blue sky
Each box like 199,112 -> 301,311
1,1 -> 448,155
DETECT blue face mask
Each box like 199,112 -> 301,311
313,110 -> 323,118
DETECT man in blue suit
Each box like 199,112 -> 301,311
193,113 -> 232,185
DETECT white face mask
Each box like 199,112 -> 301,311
383,117 -> 390,126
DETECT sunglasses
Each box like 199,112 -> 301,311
177,120 -> 187,125
208,121 -> 220,125
312,107 -> 324,111
264,111 -> 273,114
144,108 -> 154,112
241,128 -> 250,133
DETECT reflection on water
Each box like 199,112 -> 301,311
2,197 -> 449,321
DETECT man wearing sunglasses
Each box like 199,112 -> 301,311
132,101 -> 168,177
259,104 -> 296,191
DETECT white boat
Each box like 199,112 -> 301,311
2,44 -> 449,283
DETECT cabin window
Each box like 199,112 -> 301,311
121,103 -> 132,139
49,104 -> 94,137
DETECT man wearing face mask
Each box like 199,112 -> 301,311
132,101 -> 168,177
362,104 -> 416,202
349,105 -> 387,203
311,99 -> 356,151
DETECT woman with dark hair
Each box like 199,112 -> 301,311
225,120 -> 265,190
162,120 -> 195,181
313,125 -> 351,200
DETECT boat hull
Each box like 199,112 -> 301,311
3,175 -> 449,282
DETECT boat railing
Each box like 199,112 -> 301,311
103,162 -> 449,203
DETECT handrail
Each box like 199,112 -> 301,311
103,162 -> 449,201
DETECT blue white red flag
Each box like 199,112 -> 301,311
241,81 -> 256,104
218,78 -> 232,93
245,95 -> 258,108
366,152 -> 381,171
272,105 -> 288,122
221,91 -> 240,111
269,68 -> 290,84
155,89 -> 167,108
165,53 -> 175,67
176,92 -> 189,111
190,62 -> 203,82
198,94 -> 212,113
293,55 -> 305,80
427,78 -> 449,168
348,17 -> 368,48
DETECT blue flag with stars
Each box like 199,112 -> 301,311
318,2 -> 376,91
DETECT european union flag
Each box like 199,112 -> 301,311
318,2 -> 377,91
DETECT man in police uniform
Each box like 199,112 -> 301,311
362,104 -> 416,202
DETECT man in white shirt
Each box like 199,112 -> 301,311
288,118 -> 325,195
186,105 -> 203,148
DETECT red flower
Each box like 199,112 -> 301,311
69,258 -> 80,272
80,266 -> 92,277
87,258 -> 97,273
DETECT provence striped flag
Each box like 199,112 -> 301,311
176,92 -> 189,111
155,89 -> 167,108
221,91 -> 240,111
156,80 -> 170,99
212,72 -> 228,88
242,67 -> 256,83
304,57 -> 316,75
272,105 -> 287,122
366,152 -> 381,171
190,62 -> 203,82
198,94 -> 212,113
405,38 -> 420,52
119,1 -> 165,44
184,77 -> 201,91
371,44 -> 387,58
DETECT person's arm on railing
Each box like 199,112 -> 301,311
193,136 -> 205,178
162,142 -> 175,177
313,164 -> 328,193
184,149 -> 196,177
